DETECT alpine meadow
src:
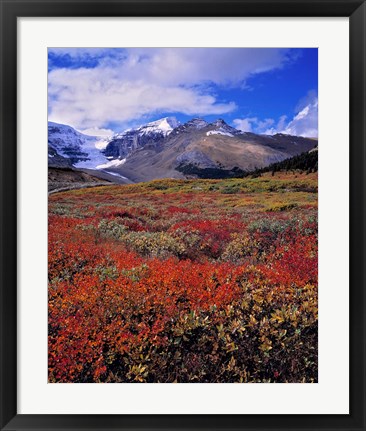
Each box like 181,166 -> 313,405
48,48 -> 318,383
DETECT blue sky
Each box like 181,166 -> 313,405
48,48 -> 318,137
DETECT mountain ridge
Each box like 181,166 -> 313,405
48,117 -> 318,182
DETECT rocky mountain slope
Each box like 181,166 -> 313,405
103,118 -> 317,182
48,167 -> 111,193
48,122 -> 108,166
48,117 -> 317,183
104,117 -> 179,159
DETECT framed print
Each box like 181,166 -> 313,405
1,0 -> 365,430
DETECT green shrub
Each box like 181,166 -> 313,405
98,218 -> 128,240
121,231 -> 186,258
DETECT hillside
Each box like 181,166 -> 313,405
48,118 -> 318,183
48,167 -> 110,193
254,148 -> 318,176
103,119 -> 317,182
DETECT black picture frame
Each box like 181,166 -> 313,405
1,0 -> 365,430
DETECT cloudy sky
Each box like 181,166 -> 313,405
48,48 -> 318,137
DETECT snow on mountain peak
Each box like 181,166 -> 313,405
206,119 -> 240,136
48,122 -> 99,147
48,121 -> 112,169
111,117 -> 180,140
139,117 -> 180,136
206,129 -> 234,138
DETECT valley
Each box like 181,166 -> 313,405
48,117 -> 318,383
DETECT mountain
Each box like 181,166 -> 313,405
48,117 -> 317,183
48,122 -> 110,169
103,118 -> 317,182
48,145 -> 73,168
104,117 -> 179,159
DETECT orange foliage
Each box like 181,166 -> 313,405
49,178 -> 318,383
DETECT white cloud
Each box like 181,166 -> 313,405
49,71 -> 236,128
122,48 -> 293,87
234,91 -> 318,138
283,92 -> 318,137
48,48 -> 294,130
276,115 -> 288,132
232,117 -> 258,133
263,115 -> 287,135
78,127 -> 114,137
257,118 -> 275,130
233,117 -> 275,134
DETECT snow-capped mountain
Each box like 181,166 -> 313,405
170,118 -> 241,138
48,122 -> 111,168
104,117 -> 180,160
135,116 -> 180,136
112,117 -> 179,140
48,117 -> 181,171
48,117 -> 317,183
101,118 -> 317,183
177,118 -> 208,130
206,119 -> 241,137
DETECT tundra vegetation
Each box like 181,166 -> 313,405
48,172 -> 318,383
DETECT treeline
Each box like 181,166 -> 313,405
177,149 -> 318,180
254,149 -> 318,176
176,163 -> 246,179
